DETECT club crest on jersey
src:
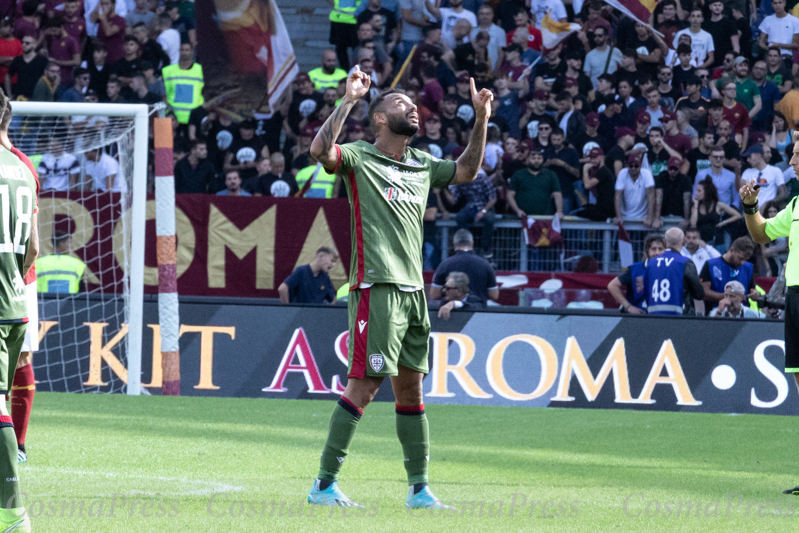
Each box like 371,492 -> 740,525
369,354 -> 385,372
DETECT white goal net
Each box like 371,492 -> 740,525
9,102 -> 149,395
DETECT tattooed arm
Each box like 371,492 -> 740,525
452,78 -> 494,185
310,66 -> 371,172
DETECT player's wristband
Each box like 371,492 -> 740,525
743,202 -> 758,215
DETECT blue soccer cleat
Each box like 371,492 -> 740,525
307,479 -> 364,508
405,485 -> 456,510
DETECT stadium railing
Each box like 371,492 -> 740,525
435,216 -> 686,273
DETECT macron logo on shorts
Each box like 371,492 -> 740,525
358,320 -> 367,333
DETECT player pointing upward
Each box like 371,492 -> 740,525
306,66 -> 492,509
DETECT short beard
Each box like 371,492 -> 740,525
387,113 -> 419,137
527,162 -> 542,171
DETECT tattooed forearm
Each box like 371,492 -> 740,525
310,97 -> 357,167
454,115 -> 488,184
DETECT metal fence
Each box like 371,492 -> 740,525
433,216 -> 686,273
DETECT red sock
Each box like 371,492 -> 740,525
10,364 -> 34,446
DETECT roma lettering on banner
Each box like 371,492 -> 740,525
428,333 -> 492,398
263,327 -> 329,393
330,331 -> 349,395
36,194 -> 351,298
552,337 -> 634,403
751,340 -> 788,408
486,334 -> 558,401
636,340 -> 701,406
83,322 -> 129,386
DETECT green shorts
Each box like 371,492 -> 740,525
347,284 -> 430,378
0,323 -> 26,395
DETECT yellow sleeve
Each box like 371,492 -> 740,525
765,198 -> 795,239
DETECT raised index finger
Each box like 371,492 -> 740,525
470,77 -> 477,97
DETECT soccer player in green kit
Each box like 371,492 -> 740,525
0,93 -> 38,532
306,65 -> 493,509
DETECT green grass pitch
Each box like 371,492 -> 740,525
19,392 -> 799,532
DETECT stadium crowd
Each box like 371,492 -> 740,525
7,0 -> 799,279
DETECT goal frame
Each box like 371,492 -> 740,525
10,101 -> 148,396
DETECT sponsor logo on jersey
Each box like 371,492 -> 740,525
386,165 -> 424,185
406,159 -> 423,167
384,187 -> 425,205
369,354 -> 384,372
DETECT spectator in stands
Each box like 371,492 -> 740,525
38,138 -> 80,191
163,42 -> 203,125
0,20 -> 20,92
647,126 -> 682,177
86,43 -> 110,101
709,281 -> 765,318
141,61 -> 166,101
105,74 -> 126,103
35,230 -> 86,294
712,57 -> 761,119
435,271 -> 484,319
606,127 -> 635,177
426,0 -> 475,50
63,0 -> 86,50
126,0 -> 153,29
758,0 -> 799,68
452,30 -> 490,78
703,0 -> 737,68
6,35 -> 46,100
449,148 -> 496,258
717,79 -> 751,148
700,236 -> 757,310
662,112 -> 693,161
507,149 -> 563,218
740,143 -> 786,207
85,0 -> 126,38
471,5 -> 505,69
59,66 -> 88,102
776,72 -> 799,129
216,169 -> 251,197
14,0 -> 39,43
430,229 -> 498,307
544,127 -> 580,213
246,153 -> 299,197
278,246 -> 337,304
689,178 -> 741,248
614,153 -> 655,225
575,147 -> 616,221
86,148 -> 124,193
44,15 -> 79,89
554,92 -> 584,144
309,49 -> 347,91
686,129 -> 714,178
133,23 -> 169,73
111,36 -> 143,90
357,0 -> 398,57
672,8 -> 714,69
156,13 -> 180,66
128,72 -> 159,104
751,60 -> 781,132
654,156 -> 692,227
92,0 -> 126,63
224,118 -> 268,182
520,90 -> 552,141
31,61 -> 60,101
165,0 -> 195,47
638,86 -> 669,129
583,26 -> 621,89
695,144 -> 739,209
418,63 -> 444,114
553,49 -> 593,101
681,225 -> 721,274
174,139 -> 215,194
765,46 -> 792,95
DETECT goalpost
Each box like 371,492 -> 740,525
9,102 -> 150,396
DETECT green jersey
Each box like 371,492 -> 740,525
0,147 -> 36,322
335,140 -> 456,288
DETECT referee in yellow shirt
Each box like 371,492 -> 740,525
741,133 -> 799,495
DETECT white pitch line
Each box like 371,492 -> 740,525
24,466 -> 245,496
